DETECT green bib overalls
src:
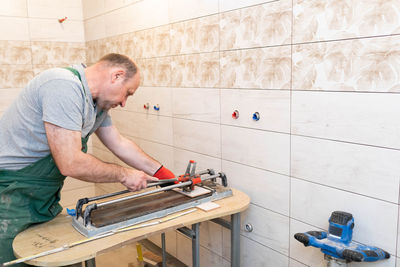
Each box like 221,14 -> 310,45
0,67 -> 89,265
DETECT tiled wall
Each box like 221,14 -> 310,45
84,0 -> 400,266
0,0 -> 90,203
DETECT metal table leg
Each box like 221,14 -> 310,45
231,213 -> 240,267
84,258 -> 96,267
161,232 -> 166,267
192,223 -> 200,267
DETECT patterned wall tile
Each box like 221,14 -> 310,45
220,46 -> 291,89
0,41 -> 31,64
147,24 -> 171,58
170,14 -> 219,55
171,52 -> 219,87
32,64 -> 65,75
31,41 -> 86,65
220,0 -> 291,50
0,65 -> 33,88
293,35 -> 400,92
141,57 -> 171,87
294,0 -> 400,43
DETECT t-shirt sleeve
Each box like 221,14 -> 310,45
40,80 -> 84,131
100,112 -> 112,127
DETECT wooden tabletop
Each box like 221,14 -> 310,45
13,188 -> 250,266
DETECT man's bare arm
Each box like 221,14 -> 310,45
95,125 -> 161,175
44,122 -> 157,191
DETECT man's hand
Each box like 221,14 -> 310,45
120,168 -> 159,191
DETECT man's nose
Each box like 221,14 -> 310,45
120,98 -> 127,107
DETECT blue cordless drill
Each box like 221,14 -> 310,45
294,211 -> 390,263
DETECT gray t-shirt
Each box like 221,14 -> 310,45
0,64 -> 111,170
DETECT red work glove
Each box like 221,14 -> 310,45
153,165 -> 175,187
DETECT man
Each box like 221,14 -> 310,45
0,53 -> 175,264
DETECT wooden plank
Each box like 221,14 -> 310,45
13,188 -> 249,266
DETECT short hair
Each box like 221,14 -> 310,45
98,53 -> 138,80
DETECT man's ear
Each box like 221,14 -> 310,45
111,69 -> 126,83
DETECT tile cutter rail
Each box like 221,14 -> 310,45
72,160 -> 232,237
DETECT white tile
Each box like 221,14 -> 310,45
0,17 -> 29,41
0,0 -> 27,16
123,86 -> 172,116
27,0 -> 83,20
221,125 -> 290,175
168,0 -> 218,23
200,221 -> 223,257
147,230 -> 177,257
104,0 -> 140,13
82,0 -> 105,20
173,118 -> 221,157
222,258 -> 230,267
139,139 -> 174,172
173,147 -> 221,175
289,258 -> 309,267
219,0 -> 275,12
0,88 -> 22,112
176,232 -> 192,266
111,110 -> 173,145
199,246 -> 223,267
292,91 -> 400,149
291,179 -> 398,255
221,89 -> 290,133
29,18 -> 85,42
241,204 -> 289,255
172,88 -> 220,123
240,235 -> 288,267
222,160 -> 290,215
84,16 -> 106,41
292,135 -> 400,203
105,0 -> 169,35
398,205 -> 400,257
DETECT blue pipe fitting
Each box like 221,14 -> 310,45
154,104 -> 160,111
252,112 -> 260,121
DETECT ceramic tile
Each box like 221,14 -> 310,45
0,41 -> 31,64
147,230 -> 177,257
0,88 -> 22,112
141,57 -> 172,87
84,16 -> 106,42
220,0 -> 291,50
241,204 -> 290,255
240,235 -> 289,267
104,0 -> 140,13
0,17 -> 29,41
0,65 -> 33,88
173,147 -> 221,176
172,87 -> 220,123
221,125 -> 290,175
139,139 -> 174,171
27,0 -> 83,20
82,0 -> 105,20
31,41 -> 86,65
176,232 -> 192,266
168,0 -> 218,23
220,46 -> 291,89
291,179 -> 398,255
123,86 -> 172,116
199,221 -> 223,257
293,0 -> 400,43
221,89 -> 290,133
111,110 -> 173,145
171,52 -> 219,88
292,135 -> 400,203
219,0 -> 276,12
292,91 -> 400,149
143,24 -> 171,58
32,64 -> 65,76
29,18 -> 85,42
173,118 -> 221,158
289,258 -> 309,267
170,14 -> 219,55
123,0 -> 169,32
292,35 -> 400,92
0,0 -> 27,16
63,177 -> 93,191
222,160 -> 290,215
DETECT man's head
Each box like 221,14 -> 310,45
86,53 -> 140,110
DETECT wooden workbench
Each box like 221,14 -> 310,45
13,188 -> 249,266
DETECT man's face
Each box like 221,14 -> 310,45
97,71 -> 140,110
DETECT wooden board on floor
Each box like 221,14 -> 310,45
13,188 -> 249,267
